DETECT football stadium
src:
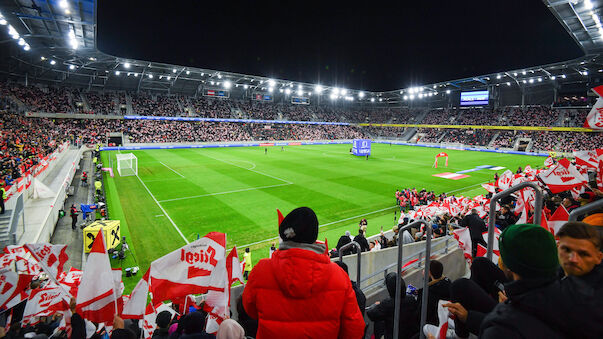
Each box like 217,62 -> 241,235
0,0 -> 602,338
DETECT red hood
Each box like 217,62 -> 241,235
270,248 -> 332,299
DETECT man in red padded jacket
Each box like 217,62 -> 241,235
243,207 -> 365,339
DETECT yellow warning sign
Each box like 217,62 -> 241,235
83,220 -> 121,253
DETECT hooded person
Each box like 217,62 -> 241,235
216,319 -> 245,339
179,312 -> 213,339
152,311 -> 173,339
367,272 -> 419,339
242,207 -> 365,339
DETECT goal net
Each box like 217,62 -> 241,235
116,153 -> 138,177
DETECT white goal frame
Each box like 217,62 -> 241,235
116,153 -> 138,177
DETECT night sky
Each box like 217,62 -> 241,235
97,0 -> 583,92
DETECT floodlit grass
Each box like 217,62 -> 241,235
101,143 -> 543,292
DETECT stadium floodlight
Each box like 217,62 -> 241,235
50,60 -> 56,65
69,65 -> 75,70
127,72 -> 131,76
0,19 -> 6,26
341,89 -> 348,95
561,74 -> 566,78
513,72 -> 518,76
41,56 -> 46,60
308,92 -> 312,96
210,81 -> 214,85
223,80 -> 231,88
418,93 -> 423,98
268,87 -> 274,93
538,78 -> 542,82
522,79 -> 526,83
332,88 -> 340,95
23,45 -> 29,51
172,68 -> 177,73
403,95 -> 408,100
429,92 -> 433,97
314,85 -> 323,93
116,153 -> 138,177
445,90 -> 450,94
159,75 -> 163,79
115,71 -> 120,76
550,76 -> 556,80
582,70 -> 589,76
167,76 -> 171,80
410,94 -> 415,100
148,74 -> 153,78
358,91 -> 365,98
186,70 -> 190,75
529,78 -> 534,83
522,70 -> 526,75
217,74 -> 222,79
17,38 -> 24,46
134,73 -> 138,77
496,74 -> 502,79
433,85 -> 437,89
268,79 -> 275,87
124,62 -> 130,68
298,84 -> 302,89
330,93 -> 337,100
370,98 -> 375,102
419,87 -> 424,92
289,83 -> 293,87
507,82 -> 511,86
59,0 -> 68,9
585,0 -> 594,10
297,90 -> 303,96
243,84 -> 248,89
434,91 -> 438,95
279,88 -> 283,93
285,88 -> 291,95
379,98 -> 383,102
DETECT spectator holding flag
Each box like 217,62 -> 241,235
242,207 -> 364,338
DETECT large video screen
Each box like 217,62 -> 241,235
460,90 -> 489,106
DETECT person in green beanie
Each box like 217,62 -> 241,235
479,224 -> 571,338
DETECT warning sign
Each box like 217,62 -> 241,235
83,220 -> 121,253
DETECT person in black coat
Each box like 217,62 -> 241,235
416,260 -> 451,326
336,231 -> 352,256
353,229 -> 370,252
460,209 -> 487,257
335,261 -> 366,317
151,311 -> 173,339
367,273 -> 419,339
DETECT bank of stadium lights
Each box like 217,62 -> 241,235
297,90 -> 303,96
268,87 -> 274,93
167,76 -> 171,81
148,74 -> 153,79
522,80 -> 527,84
550,76 -> 556,80
561,74 -> 567,78
267,79 -> 275,87
329,93 -> 337,100
507,82 -> 511,86
496,74 -> 502,79
50,60 -> 56,65
403,95 -> 408,100
513,72 -> 518,76
370,98 -> 375,102
115,71 -> 120,76
409,94 -> 415,100
314,85 -> 323,93
172,69 -> 177,73
134,73 -> 138,77
123,62 -> 130,69
332,88 -> 340,96
223,80 -> 231,89
582,70 -> 589,76
243,84 -> 249,89
358,91 -> 365,98
585,0 -> 594,10
538,78 -> 542,82
340,89 -> 348,95
285,88 -> 291,95
522,70 -> 527,75
529,78 -> 534,83
69,65 -> 76,70
445,90 -> 451,94
279,88 -> 283,93
186,70 -> 190,75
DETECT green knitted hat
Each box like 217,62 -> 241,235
498,224 -> 559,279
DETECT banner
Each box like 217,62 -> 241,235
584,86 -> 603,130
82,220 -> 121,253
352,139 -> 371,156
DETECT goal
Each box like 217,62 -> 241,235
116,153 -> 138,177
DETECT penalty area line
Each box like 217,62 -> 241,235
159,161 -> 185,178
135,174 -> 189,244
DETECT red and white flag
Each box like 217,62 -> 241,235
22,284 -> 70,326
476,244 -> 500,264
573,150 -> 601,169
584,86 -> 603,130
452,228 -> 472,261
497,170 -> 514,190
121,270 -> 150,319
539,158 -> 587,193
149,232 -> 227,304
548,205 -> 570,235
142,303 -> 176,339
15,257 -> 41,276
76,230 -> 118,323
58,267 -> 83,297
25,243 -> 68,280
544,156 -> 555,168
0,268 -> 35,309
3,245 -> 28,257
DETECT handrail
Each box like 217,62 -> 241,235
338,241 -> 361,285
393,219 -> 431,339
569,199 -> 603,221
487,182 -> 542,260
8,194 -> 24,245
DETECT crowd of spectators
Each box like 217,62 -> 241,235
490,130 -> 516,149
84,91 -> 116,115
189,97 -> 233,118
416,128 -> 446,143
131,93 -> 185,116
445,129 -> 495,146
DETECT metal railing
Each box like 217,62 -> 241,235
569,198 -> 603,221
487,182 -> 542,260
338,241 -> 361,284
393,219 -> 431,339
8,193 -> 24,245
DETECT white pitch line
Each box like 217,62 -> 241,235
160,161 -> 185,178
235,205 -> 399,249
201,152 -> 293,184
158,183 -> 292,203
135,174 -> 189,244
445,181 -> 490,195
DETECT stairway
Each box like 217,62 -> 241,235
488,132 -> 501,147
0,210 -> 13,247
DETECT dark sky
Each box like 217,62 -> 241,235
97,0 -> 584,92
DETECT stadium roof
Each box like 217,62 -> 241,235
0,0 -> 602,104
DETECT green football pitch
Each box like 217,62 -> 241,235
100,143 -> 543,291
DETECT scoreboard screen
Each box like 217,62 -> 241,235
460,90 -> 489,106
291,96 -> 310,105
204,89 -> 229,98
253,93 -> 273,102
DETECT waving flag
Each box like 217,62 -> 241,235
3,245 -> 28,257
584,86 -> 603,130
22,284 -> 70,326
548,205 -> 570,235
497,170 -> 514,190
58,267 -> 83,297
544,156 -> 555,168
149,232 -> 227,304
121,270 -> 150,319
25,243 -> 68,280
0,268 -> 34,309
539,158 -> 587,193
574,150 -> 601,169
76,230 -> 117,323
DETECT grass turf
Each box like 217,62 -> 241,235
100,143 -> 544,292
